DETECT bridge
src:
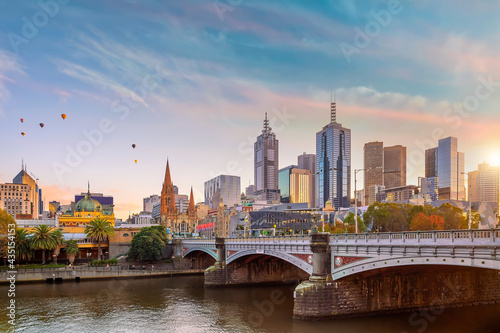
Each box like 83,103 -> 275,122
177,229 -> 500,320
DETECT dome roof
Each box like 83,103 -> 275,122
75,192 -> 102,212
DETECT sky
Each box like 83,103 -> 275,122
1,0 -> 500,220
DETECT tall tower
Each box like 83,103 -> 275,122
364,141 -> 384,205
316,98 -> 351,209
254,113 -> 280,201
160,160 -> 178,226
187,187 -> 197,222
384,145 -> 407,188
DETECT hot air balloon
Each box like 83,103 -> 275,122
61,114 -> 67,120
39,123 -> 44,128
134,160 -> 138,163
132,144 -> 136,149
20,118 -> 24,123
21,132 -> 25,136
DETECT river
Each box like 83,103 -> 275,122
1,276 -> 499,333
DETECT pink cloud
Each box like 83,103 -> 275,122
53,89 -> 72,103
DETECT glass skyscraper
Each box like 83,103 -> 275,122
204,175 -> 241,209
425,137 -> 465,201
254,113 -> 280,201
316,101 -> 351,209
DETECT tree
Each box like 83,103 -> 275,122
343,212 -> 366,233
438,203 -> 466,229
15,228 -> 33,261
410,212 -> 432,231
65,240 -> 79,265
128,226 -> 169,262
52,229 -> 65,264
85,218 -> 114,261
462,210 -> 481,229
429,215 -> 445,230
0,209 -> 16,258
363,202 -> 389,232
31,225 -> 57,263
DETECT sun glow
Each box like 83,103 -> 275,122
489,152 -> 500,167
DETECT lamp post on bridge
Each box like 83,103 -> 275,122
462,172 -> 472,230
354,168 -> 366,234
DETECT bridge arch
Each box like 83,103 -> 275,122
227,249 -> 313,275
333,255 -> 500,280
183,247 -> 217,260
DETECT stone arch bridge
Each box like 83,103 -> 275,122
177,229 -> 500,320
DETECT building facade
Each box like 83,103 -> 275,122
384,145 -> 407,188
470,162 -> 499,205
278,165 -> 297,203
425,137 -> 465,200
160,160 -> 197,234
384,185 -> 419,202
12,164 -> 40,219
364,141 -> 384,205
204,175 -> 241,209
143,194 -> 160,213
298,153 -> 317,208
316,101 -> 351,209
290,168 -> 312,207
0,183 -> 32,218
254,113 -> 280,202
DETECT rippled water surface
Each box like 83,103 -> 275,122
1,276 -> 500,333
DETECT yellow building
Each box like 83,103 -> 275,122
59,190 -> 115,228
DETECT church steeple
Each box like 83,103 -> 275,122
187,186 -> 196,221
160,159 -> 177,223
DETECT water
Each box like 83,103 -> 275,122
1,276 -> 500,333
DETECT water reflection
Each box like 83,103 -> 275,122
1,276 -> 499,333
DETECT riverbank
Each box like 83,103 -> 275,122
0,267 -> 205,285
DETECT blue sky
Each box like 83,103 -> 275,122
1,0 -> 500,219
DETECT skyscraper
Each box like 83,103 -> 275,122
278,165 -> 297,203
204,175 -> 241,209
425,137 -> 465,201
316,99 -> 351,209
364,141 -> 384,205
254,113 -> 280,202
290,168 -> 312,207
470,162 -> 499,205
298,153 -> 316,208
384,145 -> 407,188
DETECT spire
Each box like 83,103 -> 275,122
331,91 -> 336,123
22,158 -> 24,172
87,181 -> 91,198
262,112 -> 271,133
189,187 -> 195,210
164,159 -> 172,188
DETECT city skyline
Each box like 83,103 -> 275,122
1,1 -> 500,219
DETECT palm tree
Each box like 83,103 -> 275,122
85,218 -> 114,261
52,229 -> 65,265
65,239 -> 79,265
15,228 -> 33,262
31,225 -> 57,264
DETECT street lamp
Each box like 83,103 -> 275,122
462,172 -> 472,230
354,168 -> 366,234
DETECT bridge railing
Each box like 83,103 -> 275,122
330,229 -> 500,245
225,235 -> 310,244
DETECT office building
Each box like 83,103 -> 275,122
316,99 -> 351,209
278,165 -> 297,203
384,145 -> 407,188
143,194 -> 160,213
364,141 -> 384,205
290,168 -> 312,207
470,162 -> 499,205
298,153 -> 316,208
12,163 -> 40,219
425,137 -> 465,200
204,175 -> 241,209
254,113 -> 280,202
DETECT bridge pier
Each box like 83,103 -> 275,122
205,237 -> 309,287
294,233 -> 500,320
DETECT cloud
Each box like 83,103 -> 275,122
53,89 -> 72,103
0,49 -> 23,115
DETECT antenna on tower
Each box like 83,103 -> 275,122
331,90 -> 336,123
262,112 -> 272,134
